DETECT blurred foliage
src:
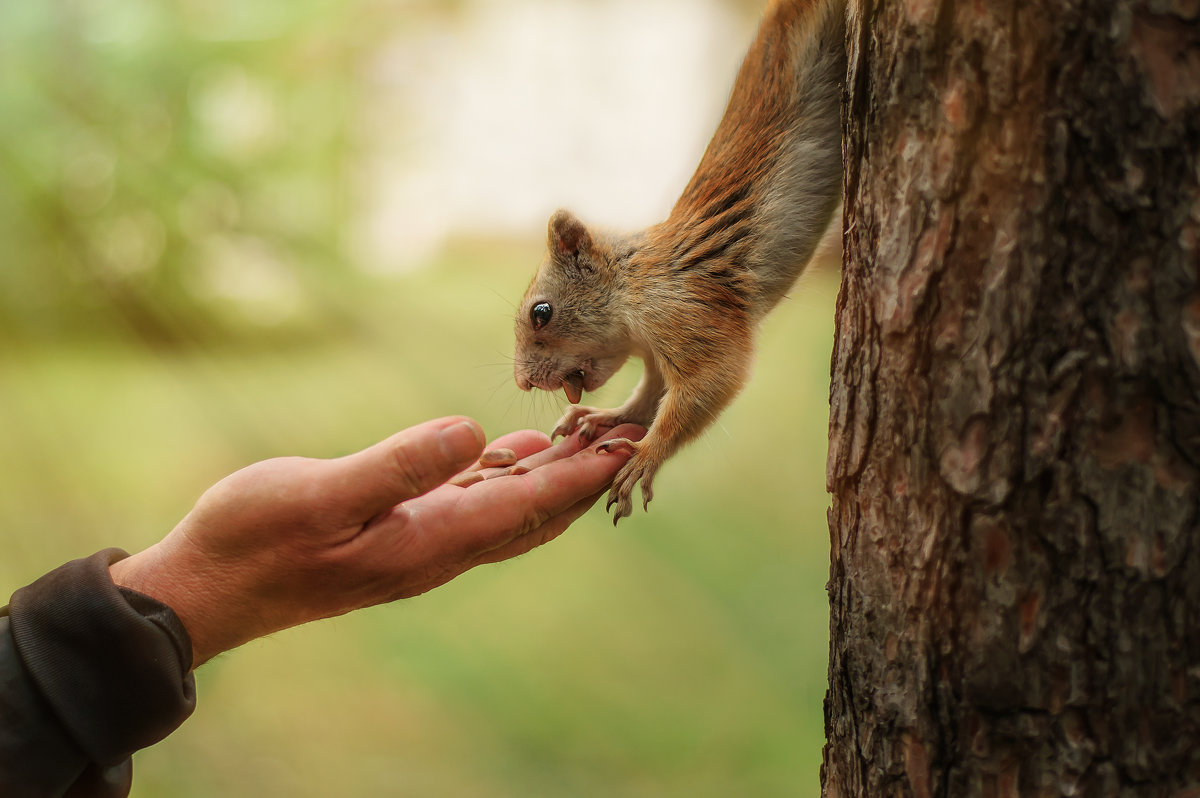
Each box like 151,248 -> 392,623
0,0 -> 387,343
0,248 -> 838,797
1,0 -> 836,795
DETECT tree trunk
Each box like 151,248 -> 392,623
823,1 -> 1200,796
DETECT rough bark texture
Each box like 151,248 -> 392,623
823,1 -> 1200,796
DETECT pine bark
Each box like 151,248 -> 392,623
823,1 -> 1200,796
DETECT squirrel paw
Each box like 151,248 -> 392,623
552,406 -> 624,443
597,439 -> 655,523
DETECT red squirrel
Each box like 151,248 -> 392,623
514,0 -> 846,521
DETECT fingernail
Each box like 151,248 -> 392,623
439,420 -> 484,465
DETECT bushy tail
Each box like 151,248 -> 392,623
665,0 -> 846,313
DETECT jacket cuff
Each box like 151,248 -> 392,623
7,549 -> 197,767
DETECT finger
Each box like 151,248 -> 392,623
492,425 -> 646,530
417,425 -> 645,555
332,416 -> 485,521
464,429 -> 551,472
465,424 -> 645,484
470,489 -> 602,566
510,423 -> 647,472
478,423 -> 643,483
488,429 -> 552,457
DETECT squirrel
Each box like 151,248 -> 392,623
513,0 -> 846,522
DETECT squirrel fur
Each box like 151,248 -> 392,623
514,0 -> 847,521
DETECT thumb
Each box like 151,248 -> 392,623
333,416 -> 485,522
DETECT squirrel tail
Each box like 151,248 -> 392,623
664,0 -> 847,312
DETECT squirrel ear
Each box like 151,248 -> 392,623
548,209 -> 594,261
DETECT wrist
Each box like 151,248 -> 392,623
109,543 -> 223,668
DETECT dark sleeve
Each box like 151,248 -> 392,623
0,549 -> 197,798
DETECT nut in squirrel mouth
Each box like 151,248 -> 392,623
561,371 -> 585,404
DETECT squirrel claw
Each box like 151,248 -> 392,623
603,447 -> 655,523
552,406 -> 624,443
551,405 -> 590,440
596,437 -> 637,457
607,491 -> 633,523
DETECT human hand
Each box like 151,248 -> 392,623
109,417 -> 644,667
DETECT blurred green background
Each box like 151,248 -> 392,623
0,0 -> 836,795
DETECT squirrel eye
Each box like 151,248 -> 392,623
530,302 -> 553,330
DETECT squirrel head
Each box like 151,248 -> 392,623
513,209 -> 635,404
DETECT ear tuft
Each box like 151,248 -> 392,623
548,209 -> 593,260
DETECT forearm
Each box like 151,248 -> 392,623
1,550 -> 196,798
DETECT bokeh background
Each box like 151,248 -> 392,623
0,0 -> 838,795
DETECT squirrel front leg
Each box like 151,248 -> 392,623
598,350 -> 750,522
553,359 -> 666,442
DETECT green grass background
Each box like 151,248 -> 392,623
0,245 -> 837,796
0,0 -> 838,791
